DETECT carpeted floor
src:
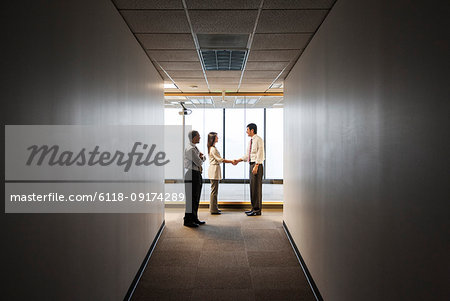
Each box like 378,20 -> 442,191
131,208 -> 316,301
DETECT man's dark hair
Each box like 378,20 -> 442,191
247,123 -> 257,134
188,130 -> 199,142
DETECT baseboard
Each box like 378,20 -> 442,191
123,220 -> 165,301
282,221 -> 324,301
165,202 -> 283,209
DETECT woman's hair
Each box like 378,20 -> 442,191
207,132 -> 217,154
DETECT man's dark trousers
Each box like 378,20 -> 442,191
184,169 -> 202,222
249,162 -> 263,212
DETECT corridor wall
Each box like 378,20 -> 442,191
283,0 -> 449,300
3,0 -> 164,300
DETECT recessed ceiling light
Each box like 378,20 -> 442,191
235,98 -> 258,105
271,83 -> 283,89
190,98 -> 213,105
164,83 -> 177,89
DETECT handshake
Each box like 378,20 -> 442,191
225,158 -> 241,165
230,159 -> 240,166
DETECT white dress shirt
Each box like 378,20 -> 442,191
184,142 -> 206,172
241,134 -> 265,164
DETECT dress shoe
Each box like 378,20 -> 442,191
183,221 -> 199,227
218,209 -> 222,213
246,211 -> 261,216
195,220 -> 206,225
211,212 -> 221,215
245,210 -> 253,214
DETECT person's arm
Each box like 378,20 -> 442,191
199,152 -> 206,162
210,147 -> 224,163
189,147 -> 204,167
255,137 -> 265,165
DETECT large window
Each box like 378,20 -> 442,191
165,106 -> 284,203
224,109 -> 264,179
186,109 -> 223,177
266,108 -> 283,179
165,107 -> 282,180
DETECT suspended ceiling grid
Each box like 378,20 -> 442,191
112,0 -> 337,97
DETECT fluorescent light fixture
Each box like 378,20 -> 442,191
273,103 -> 283,106
189,98 -> 213,105
271,83 -> 283,89
164,83 -> 177,89
235,98 -> 258,105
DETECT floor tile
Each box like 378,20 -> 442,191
198,251 -> 249,267
191,288 -> 256,301
194,267 -> 252,289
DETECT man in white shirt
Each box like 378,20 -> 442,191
234,123 -> 265,216
184,130 -> 206,227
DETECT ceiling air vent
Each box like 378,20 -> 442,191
200,50 -> 247,71
197,34 -> 249,71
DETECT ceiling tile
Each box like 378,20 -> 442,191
247,50 -> 299,61
280,60 -> 299,76
206,70 -> 242,78
158,61 -> 202,70
147,50 -> 199,61
243,70 -> 281,78
240,78 -> 273,84
136,34 -> 195,49
208,78 -> 240,84
158,71 -> 169,80
197,34 -> 249,49
256,10 -> 328,33
238,84 -> 271,92
173,79 -> 207,84
210,84 -> 239,92
176,83 -> 209,91
263,0 -> 335,9
168,70 -> 205,78
121,10 -> 190,33
252,33 -> 312,49
189,10 -> 258,34
113,0 -> 183,9
186,0 -> 261,9
245,61 -> 289,70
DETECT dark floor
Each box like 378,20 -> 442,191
132,208 -> 316,301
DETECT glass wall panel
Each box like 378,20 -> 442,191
164,108 -> 182,125
266,108 -> 284,179
185,108 -> 224,180
224,108 -> 264,179
164,103 -> 283,204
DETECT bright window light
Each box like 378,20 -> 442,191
164,83 -> 177,89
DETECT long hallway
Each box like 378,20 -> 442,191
132,208 -> 315,301
4,0 -> 449,300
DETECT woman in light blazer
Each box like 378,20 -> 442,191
207,132 -> 233,214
